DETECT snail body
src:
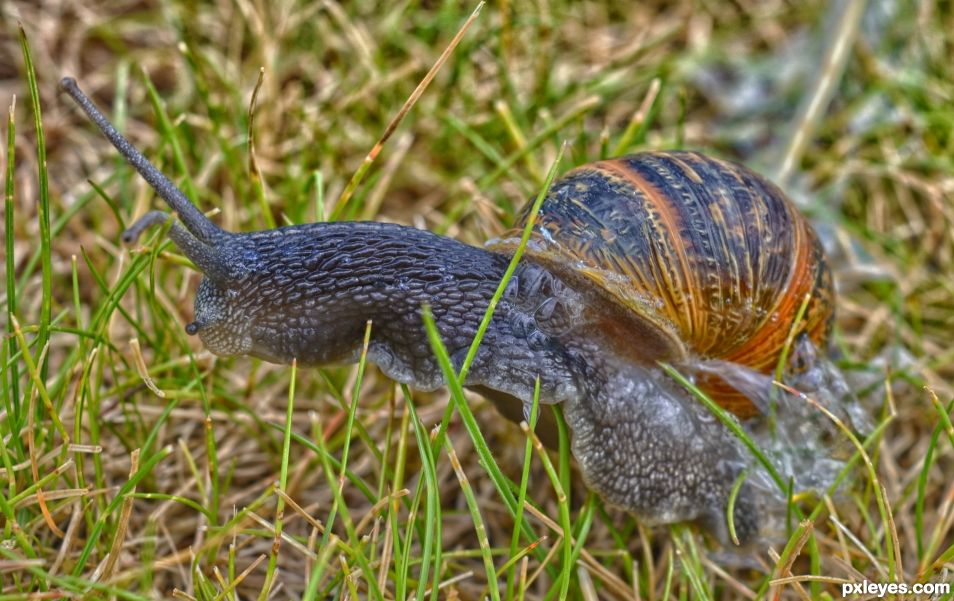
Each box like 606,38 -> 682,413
62,77 -> 836,544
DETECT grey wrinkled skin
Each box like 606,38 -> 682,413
192,223 -> 586,406
189,222 -> 757,543
559,351 -> 759,543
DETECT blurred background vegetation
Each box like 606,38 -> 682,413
1,0 -> 952,598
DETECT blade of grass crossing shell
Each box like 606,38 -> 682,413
456,142 -> 566,384
506,380 -> 541,600
419,138 -> 567,580
774,293 -> 813,387
768,292 -> 813,428
425,142 -> 564,530
257,359 -> 297,601
18,26 -> 52,382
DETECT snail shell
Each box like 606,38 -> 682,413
490,151 -> 834,417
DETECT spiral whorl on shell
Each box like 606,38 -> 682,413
490,151 -> 833,417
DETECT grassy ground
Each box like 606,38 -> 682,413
1,0 -> 952,599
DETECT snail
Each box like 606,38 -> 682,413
61,76 -> 837,544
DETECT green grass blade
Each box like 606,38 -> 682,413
257,359 -> 297,601
3,95 -> 22,453
17,25 -> 52,381
456,142 -> 567,383
445,435 -> 500,601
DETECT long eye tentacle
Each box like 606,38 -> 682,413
60,77 -> 223,245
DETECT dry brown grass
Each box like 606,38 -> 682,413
1,0 -> 952,598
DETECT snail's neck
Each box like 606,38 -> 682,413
210,221 -> 589,407
223,221 -> 506,366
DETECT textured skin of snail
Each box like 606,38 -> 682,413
62,77 -> 834,545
